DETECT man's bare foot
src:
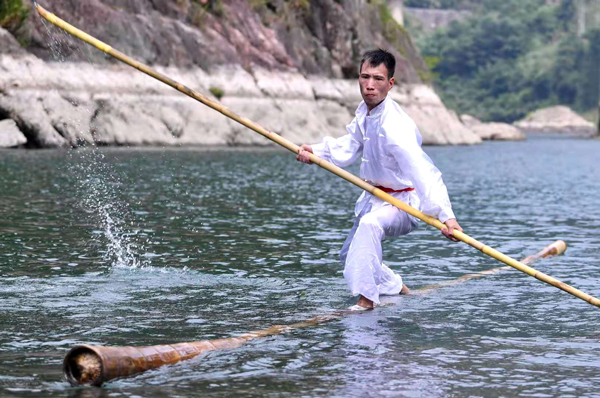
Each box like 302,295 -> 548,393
356,295 -> 374,309
400,284 -> 411,295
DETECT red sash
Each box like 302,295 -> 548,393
374,186 -> 415,193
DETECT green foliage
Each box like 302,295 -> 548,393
420,56 -> 440,83
367,0 -> 410,58
556,0 -> 576,31
377,0 -> 407,44
579,29 -> 600,110
414,0 -> 600,122
209,86 -> 225,100
0,0 -> 29,32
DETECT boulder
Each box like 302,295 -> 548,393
460,114 -> 525,141
394,86 -> 481,145
0,28 -> 26,56
0,91 -> 68,148
0,119 -> 27,147
252,68 -> 315,100
514,106 -> 596,136
471,123 -> 526,141
91,95 -> 180,146
460,114 -> 481,128
41,91 -> 95,146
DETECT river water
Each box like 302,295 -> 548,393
0,137 -> 599,397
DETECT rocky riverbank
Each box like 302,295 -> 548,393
0,52 -> 481,148
0,0 -> 487,149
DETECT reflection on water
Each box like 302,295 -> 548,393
1,137 -> 599,396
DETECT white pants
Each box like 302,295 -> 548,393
340,203 -> 417,305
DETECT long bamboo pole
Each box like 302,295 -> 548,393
63,241 -> 566,386
34,4 -> 600,309
416,239 -> 567,293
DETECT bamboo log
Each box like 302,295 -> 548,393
64,242 -> 566,386
34,3 -> 600,309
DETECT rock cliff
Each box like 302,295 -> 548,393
0,0 -> 481,148
10,0 -> 429,81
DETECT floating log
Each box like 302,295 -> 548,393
63,241 -> 566,387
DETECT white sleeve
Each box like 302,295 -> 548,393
388,125 -> 456,223
311,118 -> 363,168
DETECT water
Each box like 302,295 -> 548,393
0,137 -> 599,397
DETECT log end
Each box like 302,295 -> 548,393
63,346 -> 103,386
548,240 -> 567,256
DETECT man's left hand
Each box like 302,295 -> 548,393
441,219 -> 462,242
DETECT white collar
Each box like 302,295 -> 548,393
356,95 -> 389,119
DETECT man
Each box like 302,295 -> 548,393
296,49 -> 462,310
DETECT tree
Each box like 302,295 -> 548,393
410,0 -> 597,122
579,29 -> 600,109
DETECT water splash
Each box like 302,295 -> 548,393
69,149 -> 148,269
40,18 -> 147,269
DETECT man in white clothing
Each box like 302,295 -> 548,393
296,49 -> 463,309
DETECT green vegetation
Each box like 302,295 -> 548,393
0,0 -> 29,32
410,0 -> 600,122
374,0 -> 408,49
368,0 -> 434,81
209,86 -> 225,99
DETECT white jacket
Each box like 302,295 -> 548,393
311,95 -> 455,223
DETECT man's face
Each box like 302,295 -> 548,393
358,62 -> 394,110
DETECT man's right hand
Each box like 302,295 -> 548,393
296,144 -> 314,164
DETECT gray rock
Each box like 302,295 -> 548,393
19,0 -> 427,82
514,106 -> 596,136
42,91 -> 95,146
471,123 -> 525,141
91,95 -> 179,146
0,54 -> 482,148
459,114 -> 482,128
0,119 -> 27,147
221,97 -> 284,145
394,86 -> 481,145
460,114 -> 525,141
0,28 -> 26,56
0,91 -> 68,148
253,69 -> 315,100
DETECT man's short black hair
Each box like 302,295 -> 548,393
359,49 -> 396,79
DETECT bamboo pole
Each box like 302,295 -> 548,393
416,239 -> 567,293
63,241 -> 566,386
34,4 -> 600,309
